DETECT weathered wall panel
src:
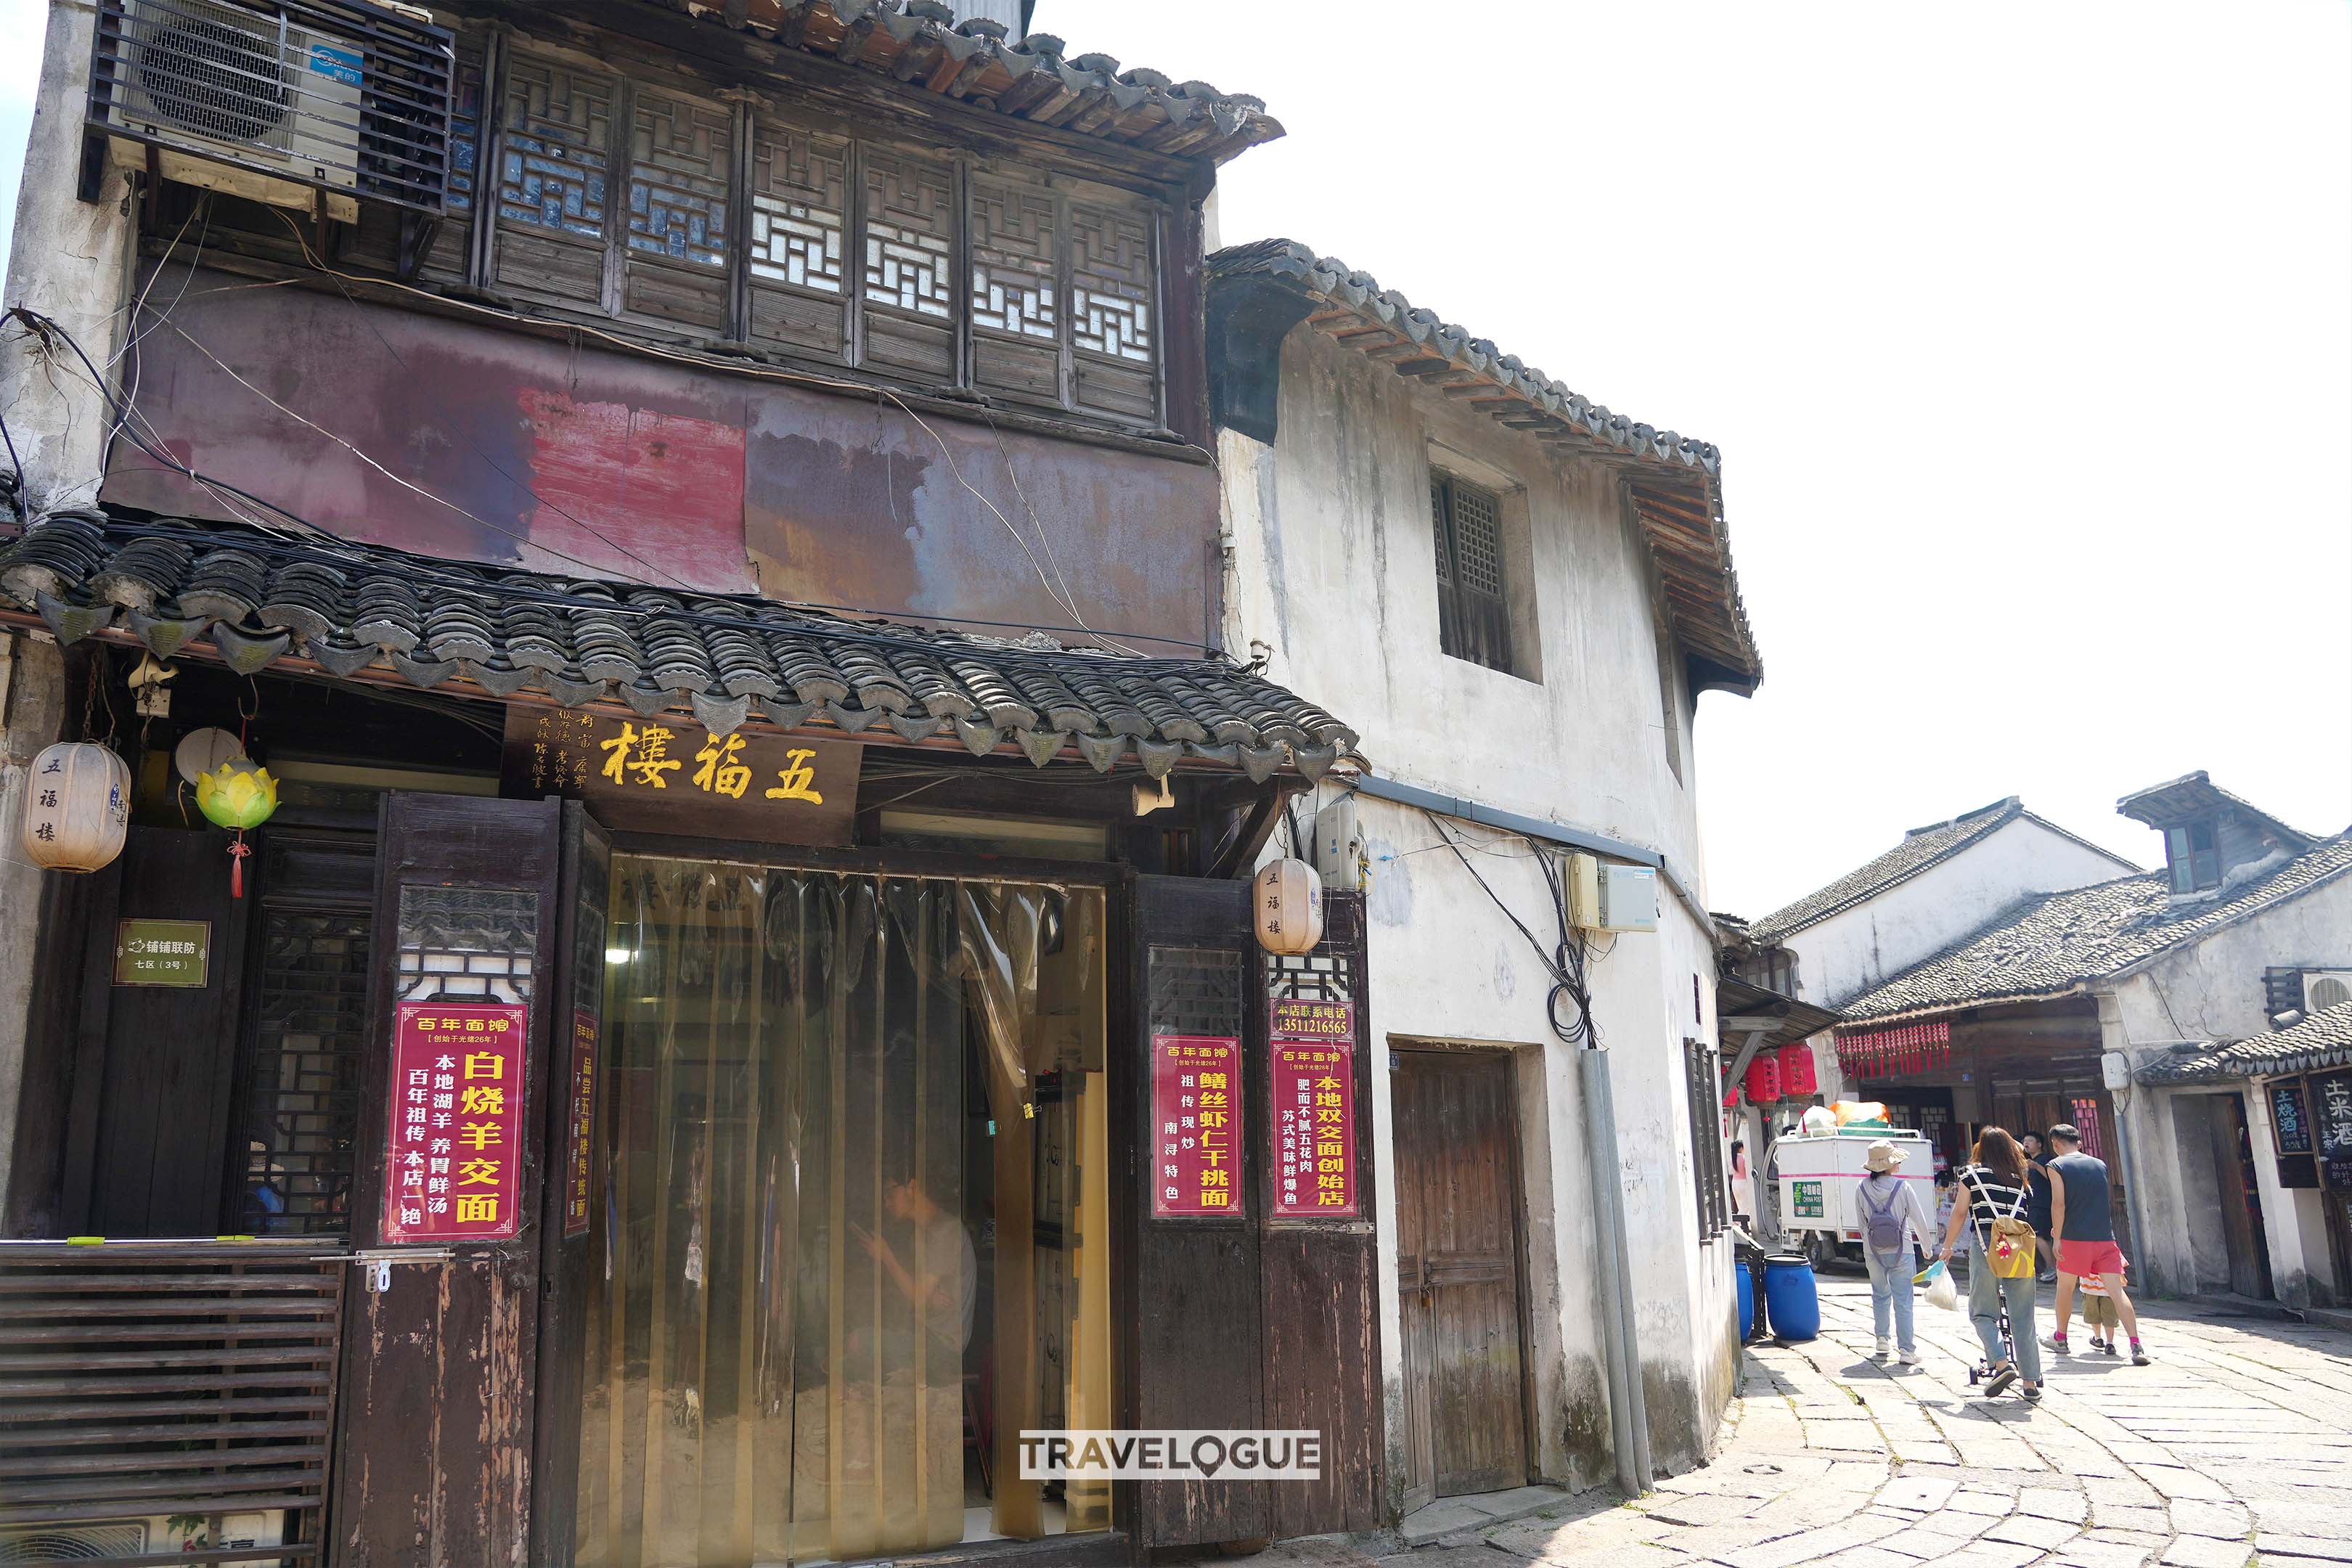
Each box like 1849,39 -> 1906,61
102,267 -> 1220,648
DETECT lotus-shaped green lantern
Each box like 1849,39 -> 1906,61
197,758 -> 279,830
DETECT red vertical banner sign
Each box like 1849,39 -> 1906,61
1270,1000 -> 1359,1217
563,1007 -> 599,1238
1150,1034 -> 1241,1216
382,1001 -> 530,1244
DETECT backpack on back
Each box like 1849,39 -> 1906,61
1859,1177 -> 1906,1256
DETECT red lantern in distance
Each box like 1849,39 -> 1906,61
1778,1043 -> 1818,1098
1744,1054 -> 1782,1104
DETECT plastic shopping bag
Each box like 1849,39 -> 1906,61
1924,1265 -> 1959,1312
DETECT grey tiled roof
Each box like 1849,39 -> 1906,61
2136,1001 -> 2352,1084
634,0 -> 1282,166
0,510 -> 1357,781
1206,239 -> 1760,689
1749,799 -> 2026,942
1839,834 -> 2352,1024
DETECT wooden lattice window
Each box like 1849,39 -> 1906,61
620,86 -> 735,335
491,52 -> 616,313
747,113 -> 852,361
452,41 -> 1167,420
235,909 -> 372,1236
1686,1039 -> 1729,1240
1432,473 -> 1513,671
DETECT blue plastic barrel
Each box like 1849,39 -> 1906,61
1763,1254 -> 1820,1341
1736,1260 -> 1755,1340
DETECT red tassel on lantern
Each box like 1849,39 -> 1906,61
1778,1043 -> 1818,1097
1744,1054 -> 1782,1104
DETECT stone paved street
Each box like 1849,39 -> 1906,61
1392,1275 -> 2352,1568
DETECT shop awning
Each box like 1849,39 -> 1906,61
0,509 -> 1360,782
1718,977 -> 1841,1062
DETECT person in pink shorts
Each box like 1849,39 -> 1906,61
2045,1123 -> 2149,1365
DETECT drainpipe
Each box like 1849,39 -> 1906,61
1581,1048 -> 1654,1497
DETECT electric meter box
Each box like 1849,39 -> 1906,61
1567,854 -> 1659,933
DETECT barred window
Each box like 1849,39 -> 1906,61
1431,473 -> 1512,671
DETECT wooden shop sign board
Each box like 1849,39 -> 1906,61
502,708 -> 858,844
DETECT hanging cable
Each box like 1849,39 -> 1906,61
1421,807 -> 1602,1050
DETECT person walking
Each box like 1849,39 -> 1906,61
1938,1126 -> 2044,1400
1856,1138 -> 1935,1365
2020,1132 -> 2058,1283
2044,1122 -> 2149,1365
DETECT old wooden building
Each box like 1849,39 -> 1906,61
0,3 -> 1388,1564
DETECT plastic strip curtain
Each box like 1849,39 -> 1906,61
574,858 -> 1108,1568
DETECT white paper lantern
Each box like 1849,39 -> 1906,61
22,740 -> 131,873
1253,856 -> 1325,955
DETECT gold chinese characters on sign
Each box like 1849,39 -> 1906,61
500,709 -> 859,844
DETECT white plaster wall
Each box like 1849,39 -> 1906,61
1224,319 -> 1734,1493
1787,817 -> 2140,1010
2116,874 -> 2352,1045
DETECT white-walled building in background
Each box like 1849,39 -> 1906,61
1207,240 -> 1763,1503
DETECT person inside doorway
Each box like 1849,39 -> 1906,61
855,1165 -> 980,1366
2020,1132 -> 2058,1283
2045,1123 -> 2149,1365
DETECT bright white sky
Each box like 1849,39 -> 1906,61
4,1 -> 2346,917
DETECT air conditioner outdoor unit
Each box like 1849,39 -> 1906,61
0,1511 -> 282,1565
88,0 -> 453,222
2303,971 -> 2352,1013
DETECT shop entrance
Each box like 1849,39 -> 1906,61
1392,1049 -> 1530,1506
571,857 -> 1114,1566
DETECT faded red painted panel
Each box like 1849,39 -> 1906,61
515,391 -> 752,592
102,264 -> 1218,645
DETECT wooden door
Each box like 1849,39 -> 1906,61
333,792 -> 564,1568
1128,875 -> 1268,1550
2210,1095 -> 2273,1300
61,826 -> 255,1236
1394,1050 -> 1528,1503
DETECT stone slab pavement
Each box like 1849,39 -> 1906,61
1357,1274 -> 2352,1568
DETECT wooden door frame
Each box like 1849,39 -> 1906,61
1390,1042 -> 1539,1502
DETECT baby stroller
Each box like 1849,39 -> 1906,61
1966,1287 -> 2019,1395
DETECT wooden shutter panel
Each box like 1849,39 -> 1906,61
1440,479 -> 1512,671
618,86 -> 735,337
859,147 -> 957,382
745,112 -> 852,364
969,175 -> 1063,408
491,53 -> 617,315
1070,199 -> 1159,425
1431,478 -> 1463,660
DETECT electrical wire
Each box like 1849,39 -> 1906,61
7,306 -> 1230,668
1421,807 -> 1603,1050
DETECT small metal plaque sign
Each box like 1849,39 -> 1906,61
113,919 -> 210,987
1792,1179 -> 1825,1220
